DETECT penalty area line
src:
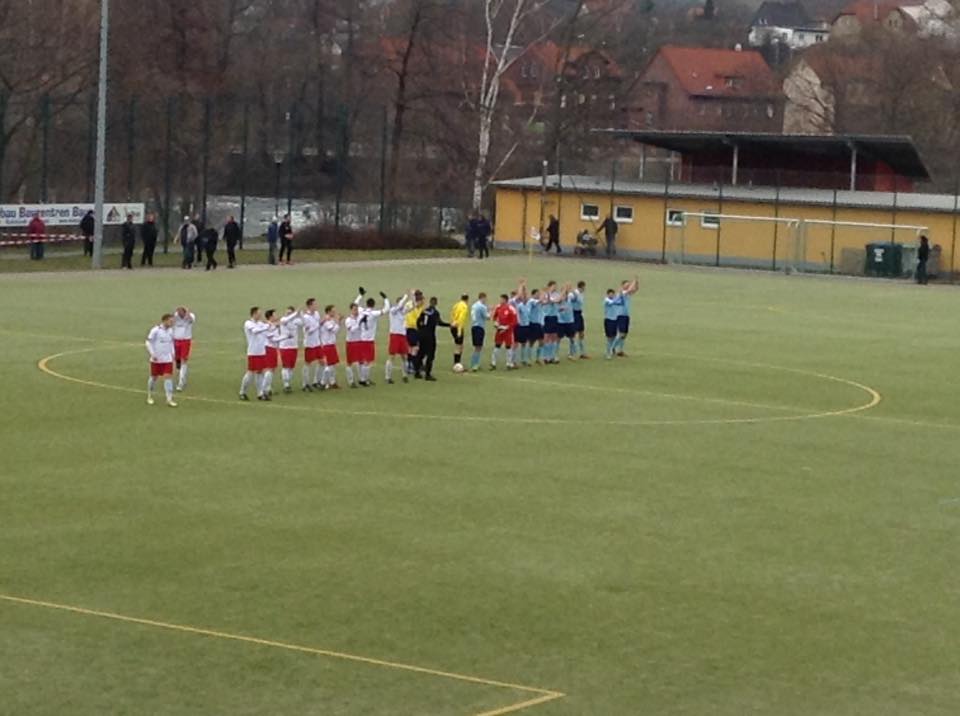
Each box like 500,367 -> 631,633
0,593 -> 565,715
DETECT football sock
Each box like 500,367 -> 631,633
454,352 -> 462,366
470,352 -> 481,369
263,371 -> 274,393
147,377 -> 156,395
178,363 -> 188,388
385,360 -> 393,381
164,379 -> 174,401
255,373 -> 264,397
240,371 -> 253,395
281,368 -> 291,388
491,347 -> 498,367
302,364 -> 311,387
345,366 -> 355,385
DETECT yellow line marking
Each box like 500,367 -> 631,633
37,345 -> 882,428
0,593 -> 565,715
472,692 -> 566,716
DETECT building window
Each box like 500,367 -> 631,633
581,203 -> 600,220
701,213 -> 720,229
521,63 -> 528,78
609,94 -> 617,110
578,94 -> 586,105
766,103 -> 775,118
560,94 -> 567,109
724,76 -> 743,89
645,110 -> 655,127
615,205 -> 634,223
666,209 -> 684,226
594,66 -> 601,79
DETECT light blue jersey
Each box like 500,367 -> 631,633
620,291 -> 631,317
471,301 -> 489,328
570,290 -> 584,312
604,295 -> 623,320
542,291 -> 560,318
527,297 -> 543,324
514,299 -> 531,326
557,293 -> 574,324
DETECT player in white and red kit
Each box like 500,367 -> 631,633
279,306 -> 302,393
386,290 -> 413,384
262,309 -> 281,398
320,305 -> 341,389
172,306 -> 195,392
146,313 -> 178,407
355,288 -> 388,387
301,298 -> 323,392
344,303 -> 364,388
240,306 -> 271,401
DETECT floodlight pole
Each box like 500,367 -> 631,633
91,0 -> 109,269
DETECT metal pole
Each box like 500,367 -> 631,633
126,96 -> 136,200
286,108 -> 294,217
201,97 -> 211,224
731,143 -> 739,186
40,94 -> 50,202
772,179 -> 781,271
239,101 -> 249,247
829,187 -> 838,273
660,171 -> 670,263
890,175 -> 898,244
92,0 -> 109,269
162,97 -> 173,253
0,89 -> 6,201
716,180 -> 723,267
335,103 -> 346,230
609,159 -> 617,217
951,175 -> 959,283
274,162 -> 281,218
378,105 -> 387,234
849,145 -> 857,191
555,142 -> 563,233
86,94 -> 96,201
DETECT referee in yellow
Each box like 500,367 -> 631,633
405,290 -> 426,377
449,294 -> 470,368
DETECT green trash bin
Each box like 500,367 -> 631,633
864,243 -> 903,277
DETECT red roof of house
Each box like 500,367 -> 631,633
834,0 -> 923,24
656,46 -> 779,98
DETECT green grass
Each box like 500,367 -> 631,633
0,246 -> 461,272
1,255 -> 959,715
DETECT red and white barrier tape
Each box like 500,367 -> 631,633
0,234 -> 86,247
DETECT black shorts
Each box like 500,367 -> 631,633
514,325 -> 529,344
451,326 -> 465,344
558,322 -> 575,339
604,319 -> 619,339
574,311 -> 585,333
543,316 -> 559,336
471,326 -> 485,348
617,315 -> 631,335
406,328 -> 420,348
528,323 -> 544,342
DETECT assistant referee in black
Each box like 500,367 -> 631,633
416,297 -> 450,381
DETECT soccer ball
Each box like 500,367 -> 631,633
453,363 -> 465,374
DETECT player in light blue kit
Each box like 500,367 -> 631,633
603,289 -> 624,359
511,282 -> 532,366
470,293 -> 490,372
557,283 -> 577,362
614,276 -> 639,357
570,280 -> 587,359
526,288 -> 545,364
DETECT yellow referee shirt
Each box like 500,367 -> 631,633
450,300 -> 469,333
405,303 -> 424,329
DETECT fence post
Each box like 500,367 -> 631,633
829,187 -> 838,273
40,94 -> 50,202
0,89 -> 7,201
772,178 -> 781,271
201,97 -> 211,224
286,105 -> 295,218
951,175 -> 959,284
379,105 -> 387,235
239,101 -> 249,248
890,175 -> 898,244
162,97 -> 174,253
660,171 -> 670,263
126,96 -> 136,200
334,103 -> 347,230
715,180 -> 723,267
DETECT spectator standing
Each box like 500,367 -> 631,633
266,217 -> 279,265
140,212 -> 158,266
278,214 -> 294,264
120,214 -> 136,269
177,216 -> 198,269
223,215 -> 241,268
80,210 -> 95,257
544,215 -> 561,254
917,235 -> 931,285
602,215 -> 618,258
28,212 -> 46,260
204,227 -> 219,271
465,212 -> 478,257
475,213 -> 492,260
192,214 -> 206,262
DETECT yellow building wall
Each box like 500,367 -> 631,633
494,186 -> 960,274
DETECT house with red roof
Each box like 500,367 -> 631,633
633,45 -> 784,132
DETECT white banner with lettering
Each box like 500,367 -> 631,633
0,203 -> 146,228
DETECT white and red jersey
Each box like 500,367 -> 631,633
388,296 -> 410,335
172,312 -> 195,340
266,324 -> 281,349
344,315 -> 363,343
320,317 -> 340,346
302,311 -> 321,348
359,300 -> 388,342
244,319 -> 270,357
146,324 -> 175,363
279,313 -> 302,350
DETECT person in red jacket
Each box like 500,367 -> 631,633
491,294 -> 518,371
28,212 -> 46,260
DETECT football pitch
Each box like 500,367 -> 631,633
1,255 -> 958,715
